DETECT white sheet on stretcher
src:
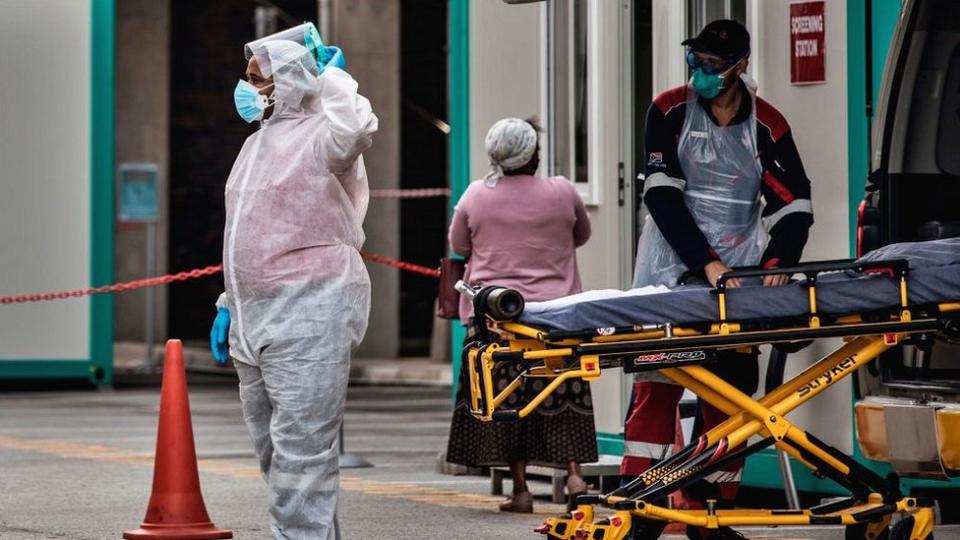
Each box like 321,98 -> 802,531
523,285 -> 670,314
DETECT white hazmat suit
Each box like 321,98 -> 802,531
216,39 -> 377,539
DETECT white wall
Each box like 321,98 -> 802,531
752,0 -> 854,452
468,0 -> 542,182
754,0 -> 850,262
0,0 -> 92,359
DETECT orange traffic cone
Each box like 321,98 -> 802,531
123,339 -> 232,539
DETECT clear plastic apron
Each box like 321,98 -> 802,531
633,87 -> 765,288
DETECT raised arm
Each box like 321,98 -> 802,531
318,67 -> 379,173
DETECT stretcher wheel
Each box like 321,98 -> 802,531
890,516 -> 933,540
539,527 -> 568,540
845,523 -> 890,540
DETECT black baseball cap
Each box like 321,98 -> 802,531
682,19 -> 750,61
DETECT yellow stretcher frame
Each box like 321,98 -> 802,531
460,257 -> 959,540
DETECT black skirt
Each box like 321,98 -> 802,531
446,345 -> 598,467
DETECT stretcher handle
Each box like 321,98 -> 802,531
715,258 -> 909,292
455,280 -> 478,299
460,283 -> 526,321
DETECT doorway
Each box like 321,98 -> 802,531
623,0 -> 653,279
399,0 -> 448,355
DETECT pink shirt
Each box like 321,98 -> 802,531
449,175 -> 591,322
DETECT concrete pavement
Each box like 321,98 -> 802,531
0,381 -> 558,539
1,380 -> 957,539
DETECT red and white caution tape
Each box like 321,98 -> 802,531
0,266 -> 224,305
358,250 -> 440,278
0,251 -> 440,305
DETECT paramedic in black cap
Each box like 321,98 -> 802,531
623,19 -> 814,540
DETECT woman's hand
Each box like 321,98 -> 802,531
704,260 -> 740,288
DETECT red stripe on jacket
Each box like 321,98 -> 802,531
762,170 -> 795,204
756,97 -> 789,142
653,85 -> 689,115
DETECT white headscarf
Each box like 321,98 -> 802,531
483,118 -> 538,187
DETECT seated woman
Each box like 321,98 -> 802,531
445,117 -> 597,513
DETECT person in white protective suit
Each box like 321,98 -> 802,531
209,26 -> 377,540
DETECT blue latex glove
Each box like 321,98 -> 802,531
210,308 -> 230,364
318,46 -> 346,74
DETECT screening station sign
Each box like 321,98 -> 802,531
790,1 -> 826,84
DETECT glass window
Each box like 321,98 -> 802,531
573,0 -> 588,184
899,0 -> 960,174
936,44 -> 960,175
686,0 -> 746,44
547,0 -> 589,185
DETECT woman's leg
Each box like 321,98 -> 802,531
509,460 -> 529,494
566,461 -> 588,511
499,460 -> 533,512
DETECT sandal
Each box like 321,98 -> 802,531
499,490 -> 533,513
566,475 -> 588,511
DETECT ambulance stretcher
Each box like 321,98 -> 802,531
458,239 -> 960,540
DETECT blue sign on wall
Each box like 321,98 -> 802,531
117,163 -> 158,223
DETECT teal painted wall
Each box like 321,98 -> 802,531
448,0 -> 469,400
847,0 -> 870,256
848,0 -> 901,256
91,0 -> 115,385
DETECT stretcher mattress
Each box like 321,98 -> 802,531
519,239 -> 960,330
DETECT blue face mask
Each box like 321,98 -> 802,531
233,80 -> 274,123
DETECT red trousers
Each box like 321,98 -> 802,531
620,349 -> 758,502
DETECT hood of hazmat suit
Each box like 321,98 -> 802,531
218,37 -> 377,540
634,81 -> 765,288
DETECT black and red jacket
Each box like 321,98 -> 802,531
643,82 -> 814,274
